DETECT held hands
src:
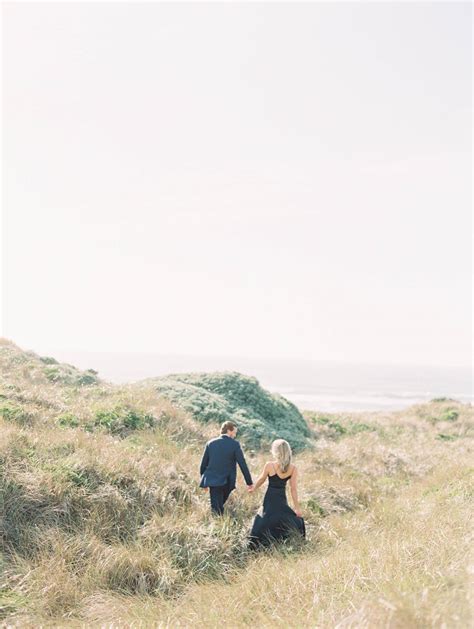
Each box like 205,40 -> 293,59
295,510 -> 303,518
247,484 -> 255,493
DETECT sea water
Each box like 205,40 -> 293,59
46,350 -> 472,413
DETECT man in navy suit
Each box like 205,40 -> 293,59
199,420 -> 254,515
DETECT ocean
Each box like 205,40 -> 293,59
48,350 -> 473,413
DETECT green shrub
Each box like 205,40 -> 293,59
436,433 -> 458,441
44,367 -> 61,382
0,403 -> 33,426
90,406 -> 155,437
328,421 -> 346,436
305,497 -> 326,516
40,356 -> 59,365
349,422 -> 376,434
146,372 -> 311,450
440,410 -> 459,422
46,462 -> 102,489
76,372 -> 98,386
57,413 -> 80,429
43,363 -> 98,387
307,412 -> 376,440
311,415 -> 331,425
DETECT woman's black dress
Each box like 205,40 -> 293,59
248,468 -> 306,549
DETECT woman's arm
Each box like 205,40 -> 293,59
250,462 -> 270,492
289,466 -> 302,516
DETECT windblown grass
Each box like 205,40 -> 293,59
1,339 -> 472,627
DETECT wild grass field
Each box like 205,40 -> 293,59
0,338 -> 472,628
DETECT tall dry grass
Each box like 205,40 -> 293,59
1,339 -> 472,627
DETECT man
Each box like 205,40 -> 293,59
199,420 -> 254,515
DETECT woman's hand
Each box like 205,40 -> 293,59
251,463 -> 270,493
295,509 -> 303,518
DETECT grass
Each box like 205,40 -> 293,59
101,461 -> 471,628
0,338 -> 473,627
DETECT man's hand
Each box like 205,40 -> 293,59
295,510 -> 303,517
202,487 -> 209,492
247,484 -> 255,493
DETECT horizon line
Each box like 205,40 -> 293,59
16,343 -> 472,373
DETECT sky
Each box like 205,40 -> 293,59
2,2 -> 472,369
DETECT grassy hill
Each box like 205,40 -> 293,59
1,338 -> 472,627
138,371 -> 311,450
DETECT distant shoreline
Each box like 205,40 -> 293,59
32,349 -> 472,414
282,392 -> 472,414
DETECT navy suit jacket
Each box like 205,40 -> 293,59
199,435 -> 253,490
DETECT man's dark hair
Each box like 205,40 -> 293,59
220,421 -> 237,435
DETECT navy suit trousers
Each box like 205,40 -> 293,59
209,481 -> 232,515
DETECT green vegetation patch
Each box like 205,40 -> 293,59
440,409 -> 459,422
0,588 -> 28,621
415,399 -> 467,425
436,433 -> 459,441
56,406 -> 160,438
57,413 -> 80,429
306,412 -> 377,440
44,461 -> 103,489
39,356 -> 59,365
43,364 -> 99,387
0,402 -> 33,426
305,497 -> 327,516
89,406 -> 156,437
146,371 -> 311,450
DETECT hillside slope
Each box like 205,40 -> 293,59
1,338 -> 472,627
137,371 -> 311,449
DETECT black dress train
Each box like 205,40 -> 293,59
248,467 -> 306,549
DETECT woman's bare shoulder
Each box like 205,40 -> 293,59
264,461 -> 276,474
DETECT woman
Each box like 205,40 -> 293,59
248,438 -> 305,549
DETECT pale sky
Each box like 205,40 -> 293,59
2,2 -> 472,368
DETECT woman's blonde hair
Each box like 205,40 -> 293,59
271,439 -> 292,473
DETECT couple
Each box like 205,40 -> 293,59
199,420 -> 306,548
